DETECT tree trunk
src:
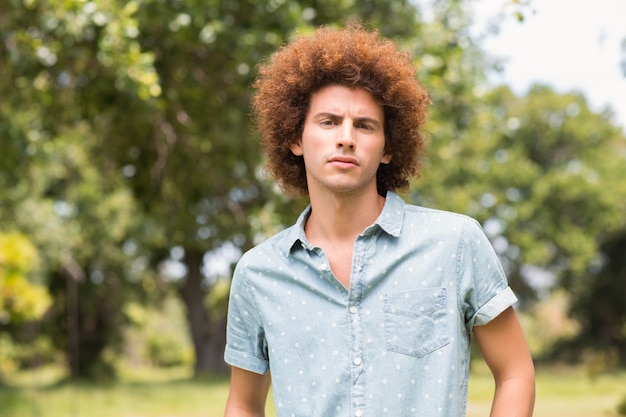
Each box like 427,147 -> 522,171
180,248 -> 228,376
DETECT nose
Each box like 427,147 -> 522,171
336,121 -> 355,150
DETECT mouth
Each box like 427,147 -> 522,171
328,156 -> 359,168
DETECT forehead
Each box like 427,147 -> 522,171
307,84 -> 383,119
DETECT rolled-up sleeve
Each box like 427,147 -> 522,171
224,257 -> 269,374
458,218 -> 518,329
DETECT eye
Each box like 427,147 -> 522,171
356,121 -> 375,131
319,118 -> 337,126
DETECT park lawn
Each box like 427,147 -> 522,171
1,364 -> 624,417
466,362 -> 625,417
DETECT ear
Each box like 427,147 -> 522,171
380,152 -> 392,164
290,140 -> 303,156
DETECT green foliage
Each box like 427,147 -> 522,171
0,56 -> 145,382
0,233 -> 51,324
517,291 -> 580,358
146,335 -> 187,368
415,81 -> 626,297
0,334 -> 19,380
123,296 -> 193,369
404,2 -> 626,358
2,0 -> 626,379
583,347 -> 620,381
205,278 -> 230,322
565,232 -> 626,361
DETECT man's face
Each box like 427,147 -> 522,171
291,84 -> 391,196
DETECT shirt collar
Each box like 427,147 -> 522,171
284,191 -> 405,256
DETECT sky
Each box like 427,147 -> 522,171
470,0 -> 626,129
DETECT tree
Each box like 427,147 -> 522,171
0,0 -> 430,377
415,80 -> 626,357
0,116 -> 142,380
127,0 -> 434,375
571,231 -> 626,360
4,0 -> 623,378
0,1 -> 146,380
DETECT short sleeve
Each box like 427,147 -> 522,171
223,257 -> 269,374
457,218 -> 518,329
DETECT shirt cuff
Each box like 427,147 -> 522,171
224,347 -> 269,375
472,286 -> 518,327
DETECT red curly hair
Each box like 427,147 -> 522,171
252,24 -> 430,196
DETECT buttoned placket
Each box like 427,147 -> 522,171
349,234 -> 369,417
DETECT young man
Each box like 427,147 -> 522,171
224,25 -> 535,417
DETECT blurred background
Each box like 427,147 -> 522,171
1,0 -> 625,416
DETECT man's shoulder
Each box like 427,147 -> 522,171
402,202 -> 473,225
399,202 -> 488,244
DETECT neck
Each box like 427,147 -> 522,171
305,187 -> 387,244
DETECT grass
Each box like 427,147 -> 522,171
0,366 -> 230,417
467,362 -> 626,417
1,363 -> 625,417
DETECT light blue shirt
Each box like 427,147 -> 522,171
225,191 -> 517,417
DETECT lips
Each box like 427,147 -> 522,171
328,155 -> 359,166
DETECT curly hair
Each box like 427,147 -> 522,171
252,24 -> 430,196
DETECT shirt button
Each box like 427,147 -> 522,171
353,357 -> 362,366
349,306 -> 357,314
355,410 -> 363,417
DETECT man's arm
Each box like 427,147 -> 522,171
473,306 -> 536,417
224,367 -> 271,417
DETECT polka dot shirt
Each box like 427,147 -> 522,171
225,192 -> 517,417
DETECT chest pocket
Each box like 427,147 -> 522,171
384,288 -> 450,358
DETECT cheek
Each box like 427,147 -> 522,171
374,137 -> 390,162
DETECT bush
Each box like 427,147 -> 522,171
146,335 -> 186,368
583,347 -> 619,381
0,334 -> 18,381
15,335 -> 58,369
0,332 -> 61,384
123,295 -> 193,369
